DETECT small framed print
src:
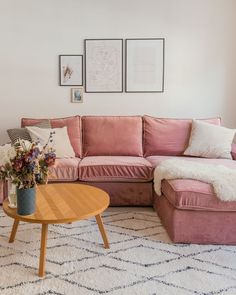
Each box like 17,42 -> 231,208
59,55 -> 83,86
71,87 -> 83,103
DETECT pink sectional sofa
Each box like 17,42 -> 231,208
1,115 -> 236,245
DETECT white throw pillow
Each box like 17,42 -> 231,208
26,126 -> 75,158
184,120 -> 235,159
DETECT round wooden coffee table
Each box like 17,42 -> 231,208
3,183 -> 110,277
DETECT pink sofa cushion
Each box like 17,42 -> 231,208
21,116 -> 82,157
82,116 -> 143,156
79,156 -> 153,182
49,158 -> 80,182
162,179 -> 236,212
143,116 -> 221,156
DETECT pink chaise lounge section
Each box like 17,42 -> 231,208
143,116 -> 236,245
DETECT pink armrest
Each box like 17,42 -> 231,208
232,144 -> 236,160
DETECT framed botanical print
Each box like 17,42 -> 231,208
59,55 -> 83,86
85,39 -> 123,92
125,38 -> 165,92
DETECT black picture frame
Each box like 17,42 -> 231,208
59,55 -> 83,86
84,39 -> 123,93
125,38 -> 165,93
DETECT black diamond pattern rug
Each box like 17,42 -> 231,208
0,208 -> 236,295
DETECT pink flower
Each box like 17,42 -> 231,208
13,159 -> 23,172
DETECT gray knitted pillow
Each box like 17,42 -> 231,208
7,119 -> 51,144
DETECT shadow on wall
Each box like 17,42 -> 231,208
221,55 -> 236,132
0,130 -> 9,145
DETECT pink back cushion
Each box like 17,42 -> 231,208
21,116 -> 82,157
143,116 -> 221,156
82,116 -> 143,156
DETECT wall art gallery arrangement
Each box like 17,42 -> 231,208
59,38 -> 165,102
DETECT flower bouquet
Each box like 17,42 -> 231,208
0,134 -> 56,215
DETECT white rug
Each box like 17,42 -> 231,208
0,207 -> 236,295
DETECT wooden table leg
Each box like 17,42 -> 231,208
95,214 -> 109,249
38,224 -> 48,277
9,219 -> 19,243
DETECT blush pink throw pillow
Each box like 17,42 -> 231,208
82,116 -> 143,156
21,116 -> 82,157
143,116 -> 221,156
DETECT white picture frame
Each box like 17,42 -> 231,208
125,38 -> 165,92
71,88 -> 83,103
59,55 -> 83,86
85,39 -> 123,93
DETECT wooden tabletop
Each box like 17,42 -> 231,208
3,183 -> 110,224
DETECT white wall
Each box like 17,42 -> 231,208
0,0 -> 236,144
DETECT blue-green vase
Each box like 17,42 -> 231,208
16,187 -> 36,215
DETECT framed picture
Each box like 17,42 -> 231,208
125,38 -> 165,92
85,39 -> 123,93
59,55 -> 83,86
71,87 -> 83,103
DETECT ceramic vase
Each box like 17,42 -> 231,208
16,187 -> 36,215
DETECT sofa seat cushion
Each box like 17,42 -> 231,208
49,158 -> 81,182
162,179 -> 236,212
79,156 -> 153,182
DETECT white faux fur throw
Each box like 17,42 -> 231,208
154,159 -> 236,201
